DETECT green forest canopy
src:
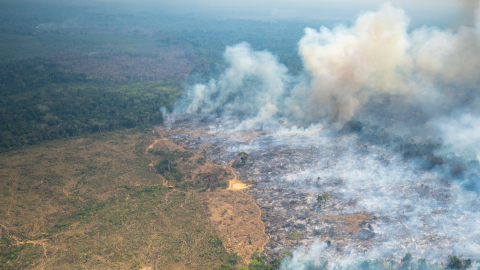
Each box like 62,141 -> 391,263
0,59 -> 181,152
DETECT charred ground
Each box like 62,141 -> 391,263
162,115 -> 480,266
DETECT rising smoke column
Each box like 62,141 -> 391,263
179,42 -> 290,126
290,4 -> 412,124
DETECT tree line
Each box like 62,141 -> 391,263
0,59 -> 182,152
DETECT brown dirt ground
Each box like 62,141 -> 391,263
197,188 -> 269,265
320,213 -> 372,234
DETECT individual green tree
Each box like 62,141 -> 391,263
400,252 -> 413,270
316,193 -> 330,208
164,152 -> 177,171
270,258 -> 282,268
246,252 -> 277,270
250,252 -> 267,263
238,152 -> 249,165
447,255 -> 472,270
401,253 -> 412,264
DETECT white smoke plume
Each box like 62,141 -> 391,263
294,2 -> 480,124
180,42 -> 290,126
179,3 -> 480,126
177,2 -> 480,161
411,10 -> 480,85
292,4 -> 412,124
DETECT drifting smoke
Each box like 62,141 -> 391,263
458,0 -> 480,25
291,4 -> 412,123
177,2 -> 480,161
181,43 -> 290,126
429,113 -> 480,162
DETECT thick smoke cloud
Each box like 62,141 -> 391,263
177,2 -> 480,161
293,4 -> 412,123
412,11 -> 480,84
293,2 -> 480,124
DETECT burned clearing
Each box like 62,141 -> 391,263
161,115 -> 480,263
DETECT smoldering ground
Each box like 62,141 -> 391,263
169,1 -> 480,268
163,115 -> 480,268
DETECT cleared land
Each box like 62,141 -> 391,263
149,130 -> 270,265
0,129 -> 263,269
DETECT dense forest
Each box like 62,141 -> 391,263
0,59 -> 182,152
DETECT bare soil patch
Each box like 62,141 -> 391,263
197,187 -> 269,265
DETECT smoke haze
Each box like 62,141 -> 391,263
458,0 -> 480,25
178,2 -> 480,162
181,42 -> 290,126
293,4 -> 412,123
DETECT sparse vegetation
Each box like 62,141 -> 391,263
289,231 -> 302,240
238,252 -> 279,270
149,144 -> 229,191
197,157 -> 207,165
317,193 -> 330,208
447,255 -> 472,270
0,130 -> 230,269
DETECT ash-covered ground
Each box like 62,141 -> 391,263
162,115 -> 480,264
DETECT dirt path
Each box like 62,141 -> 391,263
1,223 -> 50,269
180,192 -> 192,209
146,132 -> 176,202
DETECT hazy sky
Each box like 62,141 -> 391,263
114,0 -> 467,27
2,0 -> 472,27
156,0 -> 459,11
